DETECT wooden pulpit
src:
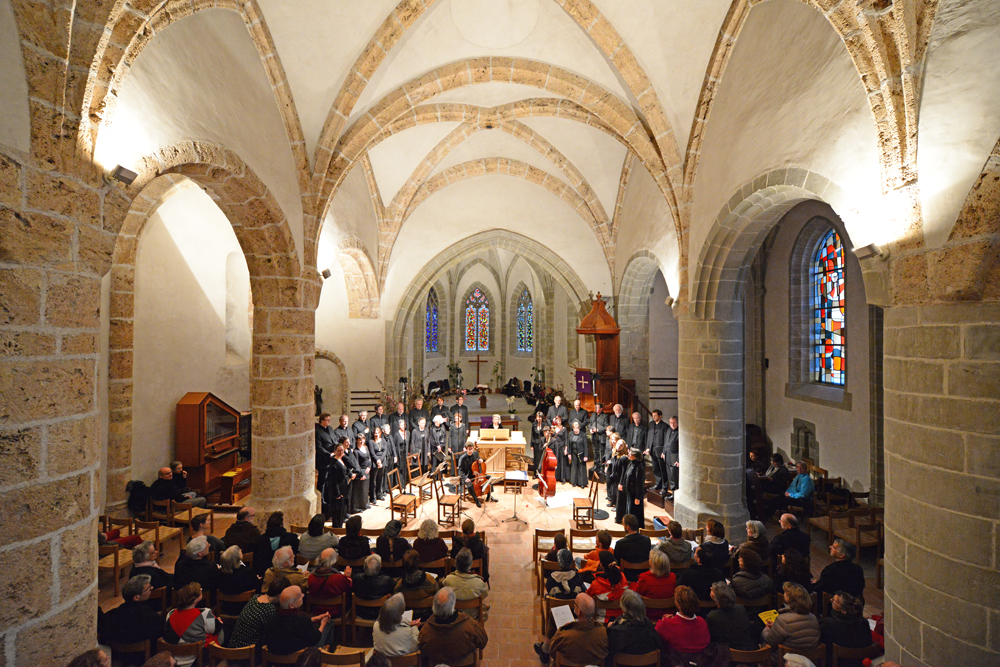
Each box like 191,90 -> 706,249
576,294 -> 623,410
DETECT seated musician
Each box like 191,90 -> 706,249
490,413 -> 503,430
458,442 -> 496,507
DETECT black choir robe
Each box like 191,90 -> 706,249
551,426 -> 570,483
568,430 -> 589,488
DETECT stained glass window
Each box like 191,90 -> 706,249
465,287 -> 489,351
812,229 -> 846,385
517,290 -> 533,352
425,288 -> 438,353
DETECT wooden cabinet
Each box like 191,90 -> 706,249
176,392 -> 242,494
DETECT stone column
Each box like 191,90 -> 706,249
249,285 -> 319,526
673,312 -> 750,542
882,303 -> 1000,667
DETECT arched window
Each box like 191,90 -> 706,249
517,289 -> 533,352
812,229 -> 846,385
465,287 -> 489,351
425,288 -> 439,353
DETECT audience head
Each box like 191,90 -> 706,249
318,548 -> 338,570
308,513 -> 326,537
649,548 -> 670,577
157,467 -> 172,480
221,545 -> 243,574
738,548 -> 763,576
279,585 -> 304,610
346,514 -> 363,537
364,553 -> 382,577
553,533 -> 568,551
273,545 -> 295,569
557,548 -> 574,570
623,514 -> 639,533
461,518 -> 476,536
745,520 -> 766,540
667,520 -> 683,540
832,591 -> 864,617
236,506 -> 255,522
383,519 -> 402,539
707,519 -> 726,540
780,548 -> 806,572
189,513 -> 209,534
176,582 -> 202,609
596,530 -> 611,550
669,416 -> 678,428
266,510 -> 285,532
574,593 -> 595,620
598,550 -> 622,585
831,538 -> 856,561
694,547 -> 712,567
378,593 -> 406,634
66,649 -> 110,667
674,585 -> 700,617
132,540 -> 157,565
779,513 -> 798,530
772,453 -> 784,465
433,587 -> 457,619
171,461 -> 184,474
710,582 -> 736,609
123,574 -> 152,603
456,547 -> 474,574
140,653 -> 176,667
652,409 -> 662,419
401,549 -> 421,574
185,536 -> 209,560
267,576 -> 292,598
783,582 -> 813,614
796,461 -> 809,475
618,589 -> 646,625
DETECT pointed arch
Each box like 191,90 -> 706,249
461,283 -> 493,354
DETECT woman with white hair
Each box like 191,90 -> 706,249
632,548 -> 677,620
372,593 -> 420,657
129,541 -> 172,589
173,536 -> 221,591
607,589 -> 663,657
413,518 -> 448,563
738,519 -> 771,563
217,545 -> 260,612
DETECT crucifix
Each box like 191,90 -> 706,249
469,353 -> 488,385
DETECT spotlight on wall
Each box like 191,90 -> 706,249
320,268 -> 332,279
664,296 -> 675,307
852,243 -> 884,260
110,165 -> 137,185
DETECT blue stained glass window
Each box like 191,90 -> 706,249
812,229 -> 846,385
517,290 -> 533,352
465,288 -> 489,351
425,288 -> 438,353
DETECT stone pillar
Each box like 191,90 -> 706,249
249,290 -> 319,526
882,303 -> 1000,667
673,312 -> 750,542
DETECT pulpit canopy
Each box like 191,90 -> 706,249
576,293 -> 620,335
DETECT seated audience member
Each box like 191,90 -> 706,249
164,583 -> 223,664
676,547 -> 725,602
262,585 -> 334,655
738,520 -> 771,563
412,518 -> 448,563
298,513 -> 338,561
99,575 -> 163,645
760,453 -> 792,495
170,461 -> 196,496
130,541 -> 172,590
150,467 -> 207,508
173,536 -> 220,592
66,649 -> 111,667
376,519 -> 411,572
217,546 -> 260,611
535,593 -> 608,666
307,548 -> 353,617
819,592 -> 872,667
654,586 -> 710,654
253,511 -> 300,577
262,545 -> 308,593
395,549 -> 440,621
774,549 -> 813,595
373,593 -> 420,657
813,540 -> 866,599
227,577 -> 288,648
139,653 -> 176,667
705,582 -> 756,651
352,554 -> 397,620
337,515 -> 373,561
701,519 -> 731,569
419,587 -> 489,666
579,530 -> 613,575
588,550 -> 627,623
545,548 -> 587,599
451,518 -> 489,581
656,520 -> 694,566
771,513 -> 811,567
781,461 -> 816,514
606,589 -> 663,661
188,514 -> 224,560
614,514 -> 652,582
630,548 -> 676,620
546,533 -> 569,562
730,550 -> 773,601
223,506 -> 261,554
762,582 -> 821,653
441,547 -> 490,621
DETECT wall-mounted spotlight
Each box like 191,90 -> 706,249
852,243 -> 884,260
320,268 -> 332,279
110,165 -> 137,186
664,296 -> 675,307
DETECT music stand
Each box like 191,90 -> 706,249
502,455 -> 532,526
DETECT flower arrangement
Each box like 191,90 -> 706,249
506,395 -> 517,414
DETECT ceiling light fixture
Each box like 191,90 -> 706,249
852,243 -> 884,260
110,165 -> 137,186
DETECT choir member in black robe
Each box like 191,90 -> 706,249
529,411 -> 547,470
315,413 -> 336,497
332,415 -> 352,451
369,427 -> 388,502
323,442 -> 351,528
409,418 -> 430,472
568,421 -> 589,488
546,395 -> 569,427
342,438 -> 362,514
447,413 -> 468,460
391,419 -> 408,486
428,415 -> 449,473
551,417 -> 570,483
352,411 -> 371,440
646,409 -> 669,493
609,405 -> 629,443
391,402 -> 408,432
625,412 -> 647,455
605,432 -> 620,503
449,395 -> 469,426
589,403 -> 609,468
351,434 -> 371,512
621,448 -> 646,526
568,399 -> 589,436
430,397 -> 450,424
665,416 -> 680,495
407,398 -> 430,433
368,404 -> 388,434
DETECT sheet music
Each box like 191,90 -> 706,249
402,610 -> 413,624
551,604 -> 575,629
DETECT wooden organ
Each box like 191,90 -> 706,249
175,392 -> 248,495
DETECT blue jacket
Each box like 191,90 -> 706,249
786,473 -> 815,499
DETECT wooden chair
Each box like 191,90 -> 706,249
594,595 -> 621,621
106,639 -> 151,663
532,528 -> 565,580
682,527 -> 705,544
336,556 -> 368,570
620,559 -> 650,579
831,643 -> 882,667
435,475 -> 462,527
538,559 -> 561,597
640,596 -> 676,617
135,518 -> 184,555
734,594 -> 771,616
348,593 -> 391,644
639,528 -> 669,538
543,595 -> 575,636
833,509 -> 883,563
728,645 -> 771,666
173,501 -> 216,534
108,515 -> 136,536
243,551 -> 254,569
407,456 -> 434,504
387,651 -> 421,667
572,476 -> 599,529
215,590 -> 254,616
148,586 -> 170,617
148,497 -> 172,523
611,650 -> 660,667
98,542 -> 132,597
420,558 -> 450,578
820,591 -> 835,618
262,647 -> 305,665
876,557 -> 884,589
361,527 -> 384,538
318,648 -> 366,667
289,524 -> 308,534
455,594 -> 485,622
569,528 -> 598,555
446,557 -> 482,576
306,593 -> 347,639
208,644 -> 257,667
778,643 -> 826,667
389,469 -> 418,524
157,638 -> 204,667
808,509 -> 853,547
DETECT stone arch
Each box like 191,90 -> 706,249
456,258 -> 504,304
336,237 -> 380,319
617,250 -> 664,402
314,349 -> 349,416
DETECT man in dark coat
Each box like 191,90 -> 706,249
315,413 -> 337,497
620,448 -> 647,529
770,513 -> 812,566
450,394 -> 469,426
150,467 -> 207,507
568,398 -> 589,433
664,415 -> 680,495
408,397 -> 430,433
613,513 -> 652,582
99,575 -> 164,645
589,403 -> 609,468
625,412 -> 647,454
332,415 -> 351,450
430,396 -> 450,423
677,548 -> 726,601
351,410 -> 371,440
813,540 -> 866,599
368,404 -> 388,433
223,506 -> 261,554
546,395 -> 569,427
262,586 -> 333,654
323,442 -> 351,528
608,404 -> 629,442
646,410 -> 669,494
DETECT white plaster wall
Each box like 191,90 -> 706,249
132,187 -> 251,483
762,211 -> 871,491
94,9 -> 304,263
325,163 -> 381,267
918,0 -> 1000,247
690,0 -> 882,270
614,163 -> 681,297
648,270 -> 679,419
553,286 -> 572,393
0,0 -> 29,153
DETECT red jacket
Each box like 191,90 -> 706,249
655,614 -> 710,654
587,574 -> 627,623
630,571 -> 677,620
307,569 -> 351,617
